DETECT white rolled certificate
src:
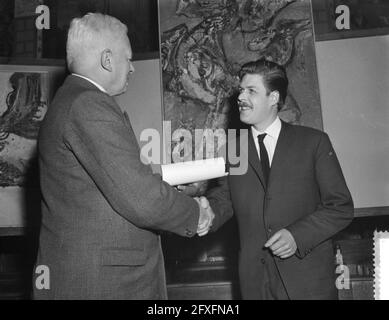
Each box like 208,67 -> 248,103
161,157 -> 228,186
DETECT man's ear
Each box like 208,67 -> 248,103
270,91 -> 280,106
101,49 -> 113,72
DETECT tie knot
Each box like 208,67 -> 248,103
257,133 -> 267,144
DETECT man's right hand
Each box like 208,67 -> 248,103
194,196 -> 215,236
177,181 -> 208,197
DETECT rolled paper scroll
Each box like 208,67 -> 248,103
161,157 -> 228,186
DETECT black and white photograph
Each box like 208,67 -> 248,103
0,0 -> 388,306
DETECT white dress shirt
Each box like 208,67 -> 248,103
251,116 -> 282,166
72,73 -> 107,93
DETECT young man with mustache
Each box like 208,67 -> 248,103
203,59 -> 354,299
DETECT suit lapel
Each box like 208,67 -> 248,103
268,121 -> 294,190
122,111 -> 140,151
122,111 -> 132,130
248,131 -> 266,190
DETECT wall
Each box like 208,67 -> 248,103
315,35 -> 389,208
114,58 -> 163,174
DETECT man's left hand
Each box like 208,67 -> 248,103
264,229 -> 297,259
194,196 -> 215,237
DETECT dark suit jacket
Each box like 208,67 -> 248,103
33,75 -> 199,299
208,121 -> 354,299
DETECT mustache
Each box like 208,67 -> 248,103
237,101 -> 251,108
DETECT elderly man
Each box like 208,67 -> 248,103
33,13 -> 212,300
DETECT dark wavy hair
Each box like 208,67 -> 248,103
239,59 -> 288,111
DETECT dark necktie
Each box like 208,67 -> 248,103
257,133 -> 270,185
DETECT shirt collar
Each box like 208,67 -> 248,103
72,73 -> 107,93
251,116 -> 282,139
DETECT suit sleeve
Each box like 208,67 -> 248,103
286,133 -> 354,258
207,176 -> 234,232
64,91 -> 199,237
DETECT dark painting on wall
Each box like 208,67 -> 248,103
159,0 -> 322,270
0,0 -> 14,58
42,0 -> 160,60
0,0 -> 160,61
312,0 -> 389,41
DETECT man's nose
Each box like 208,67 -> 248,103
237,91 -> 245,103
129,62 -> 135,74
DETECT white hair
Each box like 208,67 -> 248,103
66,13 -> 128,71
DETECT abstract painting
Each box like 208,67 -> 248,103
159,0 -> 323,163
0,71 -> 47,186
0,65 -> 64,227
312,0 -> 389,41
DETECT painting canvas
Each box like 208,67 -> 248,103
41,0 -> 159,60
160,0 -> 323,165
312,0 -> 389,41
14,0 -> 40,18
0,1 -> 14,57
0,71 -> 47,186
0,64 -> 65,227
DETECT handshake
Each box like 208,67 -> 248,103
177,181 -> 215,237
194,196 -> 215,237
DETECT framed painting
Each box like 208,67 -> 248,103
1,0 -> 160,61
14,0 -> 41,18
42,0 -> 160,61
0,64 -> 65,228
312,0 -> 389,41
